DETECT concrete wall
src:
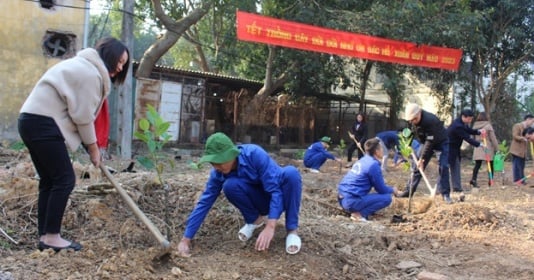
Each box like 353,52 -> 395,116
0,0 -> 85,142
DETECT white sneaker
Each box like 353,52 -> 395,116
309,168 -> 320,173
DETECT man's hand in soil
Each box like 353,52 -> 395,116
255,219 -> 276,251
177,237 -> 192,257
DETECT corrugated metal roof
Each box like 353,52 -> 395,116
132,62 -> 388,106
132,62 -> 264,87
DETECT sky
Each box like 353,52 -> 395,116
89,0 -> 110,15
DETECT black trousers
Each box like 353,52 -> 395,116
18,113 -> 75,236
472,160 -> 494,182
347,142 -> 364,162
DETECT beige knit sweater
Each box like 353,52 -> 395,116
20,48 -> 111,151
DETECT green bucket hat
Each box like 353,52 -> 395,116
199,132 -> 241,164
320,136 -> 331,144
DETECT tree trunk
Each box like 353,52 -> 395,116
136,1 -> 211,78
117,0 -> 135,159
358,61 -> 373,112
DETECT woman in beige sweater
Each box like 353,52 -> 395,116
18,37 -> 129,252
470,112 -> 499,187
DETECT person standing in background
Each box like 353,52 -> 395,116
470,112 -> 499,188
510,114 -> 534,184
447,109 -> 485,201
346,113 -> 367,168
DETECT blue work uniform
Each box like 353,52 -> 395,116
183,144 -> 302,239
303,141 -> 336,170
337,155 -> 395,219
376,130 -> 401,170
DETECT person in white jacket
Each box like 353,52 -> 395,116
18,37 -> 129,252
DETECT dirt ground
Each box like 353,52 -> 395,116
1,147 -> 533,280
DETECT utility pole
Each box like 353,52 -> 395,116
117,0 -> 135,159
82,0 -> 90,48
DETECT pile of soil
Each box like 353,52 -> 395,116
1,147 -> 533,279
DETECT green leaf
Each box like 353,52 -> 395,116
139,118 -> 150,131
156,122 -> 171,136
137,156 -> 155,169
134,131 -> 149,142
188,161 -> 201,170
402,128 -> 412,138
9,141 -> 26,151
146,105 -> 158,124
148,139 -> 157,153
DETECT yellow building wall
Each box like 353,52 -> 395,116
0,0 -> 85,141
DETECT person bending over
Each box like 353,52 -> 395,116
177,132 -> 303,257
303,136 -> 341,173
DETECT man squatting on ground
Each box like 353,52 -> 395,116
177,132 -> 302,257
303,136 -> 341,173
337,138 -> 401,222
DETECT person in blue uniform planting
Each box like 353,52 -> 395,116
303,136 -> 341,173
177,132 -> 302,257
337,138 -> 401,222
375,130 -> 401,172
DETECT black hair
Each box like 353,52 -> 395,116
476,112 -> 488,122
524,114 -> 534,120
460,109 -> 474,117
523,127 -> 534,136
356,112 -> 366,123
94,37 -> 130,84
364,138 -> 381,156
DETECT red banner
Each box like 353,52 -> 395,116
236,11 -> 462,71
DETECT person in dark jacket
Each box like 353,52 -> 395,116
346,113 -> 368,167
303,136 -> 341,173
397,103 -> 453,203
447,109 -> 485,201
